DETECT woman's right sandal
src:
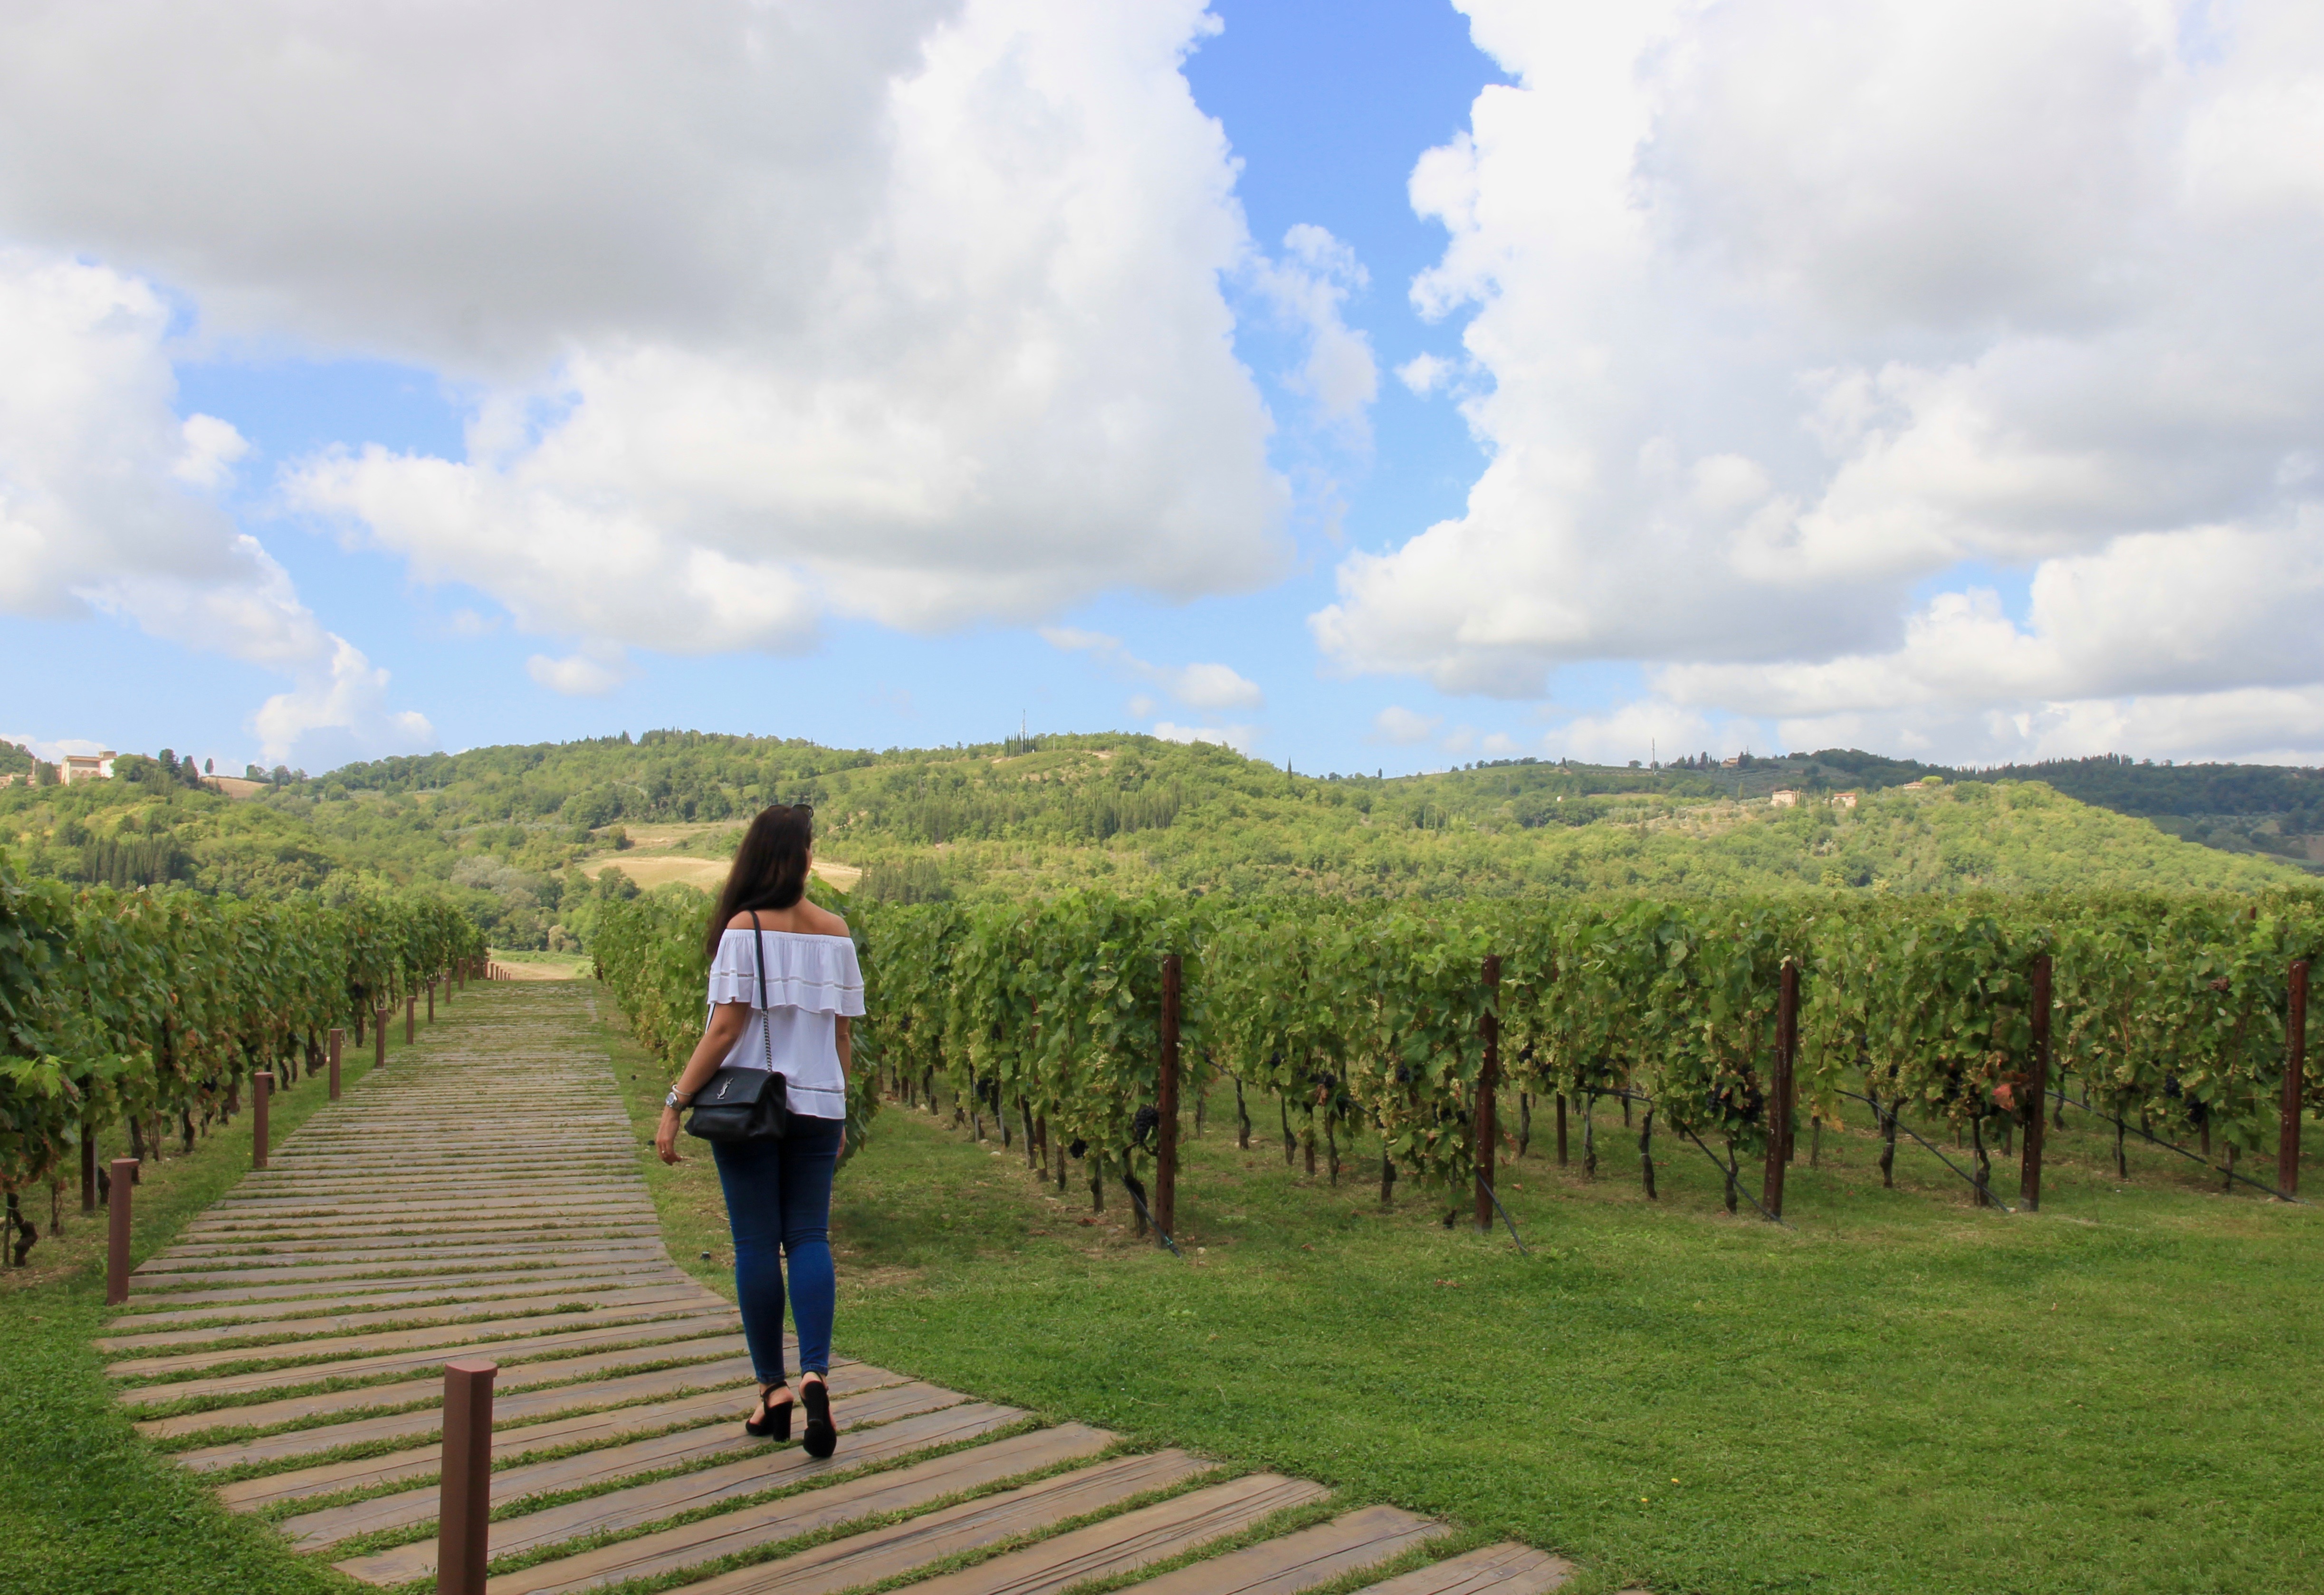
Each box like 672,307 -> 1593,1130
800,1375 -> 837,1458
746,1384 -> 793,1441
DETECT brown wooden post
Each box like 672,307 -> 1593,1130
376,1009 -> 390,1070
253,1070 -> 272,1169
2283,960 -> 2307,1199
1155,954 -> 1181,1246
406,996 -> 416,1045
435,1357 -> 498,1595
1476,954 -> 1501,1232
105,1157 -> 138,1306
1555,1092 -> 1568,1165
328,1027 -> 343,1101
80,1111 -> 97,1213
1761,959 -> 1798,1218
2020,952 -> 2053,1211
428,980 -> 436,1022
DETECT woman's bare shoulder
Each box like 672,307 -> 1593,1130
722,906 -> 850,936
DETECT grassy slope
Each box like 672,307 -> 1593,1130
588,991 -> 2324,1595
0,1009 -> 428,1595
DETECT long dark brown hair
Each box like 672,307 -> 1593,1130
705,804 -> 813,957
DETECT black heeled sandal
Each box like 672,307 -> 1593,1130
800,1375 -> 837,1459
746,1384 -> 793,1441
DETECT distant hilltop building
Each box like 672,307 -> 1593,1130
1769,789 -> 1800,808
62,750 -> 117,784
1832,791 -> 1859,809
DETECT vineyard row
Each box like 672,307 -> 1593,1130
593,887 -> 2324,1236
0,853 -> 490,1264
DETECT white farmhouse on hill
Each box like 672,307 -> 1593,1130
61,750 -> 116,784
1769,789 -> 1801,808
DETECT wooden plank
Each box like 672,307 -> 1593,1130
1348,1544 -> 1573,1595
485,1423 -> 1121,1595
128,1332 -> 753,1435
165,1227 -> 660,1265
338,1400 -> 1029,1585
666,1451 -> 1221,1595
101,1280 -> 708,1337
1113,1505 -> 1447,1595
273,1380 -> 958,1541
107,1298 -> 725,1377
163,1209 -> 650,1239
114,1309 -> 740,1404
96,1284 -> 712,1352
891,1473 -> 1332,1595
212,1367 -> 927,1505
115,1263 -> 676,1310
124,1246 -> 671,1289
136,1237 -> 665,1273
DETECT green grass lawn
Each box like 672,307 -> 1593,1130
602,1005 -> 2324,1595
0,1008 -> 430,1594
11,980 -> 2317,1595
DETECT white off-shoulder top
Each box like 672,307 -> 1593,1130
705,927 -> 865,1120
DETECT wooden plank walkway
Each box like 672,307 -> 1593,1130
105,979 -> 1574,1594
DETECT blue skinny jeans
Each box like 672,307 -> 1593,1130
709,1117 -> 842,1386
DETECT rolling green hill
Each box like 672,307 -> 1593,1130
0,731 -> 2310,949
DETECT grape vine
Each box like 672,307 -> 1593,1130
0,849 -> 487,1247
595,882 -> 2324,1225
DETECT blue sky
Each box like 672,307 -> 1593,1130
5,0 -> 2323,776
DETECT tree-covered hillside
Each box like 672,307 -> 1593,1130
3,730 -> 2308,951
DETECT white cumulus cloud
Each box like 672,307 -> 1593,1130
1315,0 -> 2324,762
526,650 -> 631,698
0,0 -> 1306,659
1038,626 -> 1263,712
0,248 -> 430,763
1371,705 -> 1442,745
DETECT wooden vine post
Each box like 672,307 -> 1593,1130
1155,953 -> 1181,1246
105,1157 -> 138,1306
375,1008 -> 389,1070
253,1070 -> 272,1169
436,1357 -> 498,1595
1761,958 -> 1798,1220
1475,954 -> 1501,1232
2020,952 -> 2053,1211
328,1026 -> 343,1101
80,1109 -> 98,1213
2283,960 -> 2308,1199
405,995 -> 416,1044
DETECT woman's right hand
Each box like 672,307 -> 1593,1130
655,1106 -> 684,1164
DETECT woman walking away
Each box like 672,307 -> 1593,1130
656,804 -> 862,1459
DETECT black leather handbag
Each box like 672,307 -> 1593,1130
685,914 -> 791,1144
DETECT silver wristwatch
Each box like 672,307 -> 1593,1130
665,1089 -> 692,1108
